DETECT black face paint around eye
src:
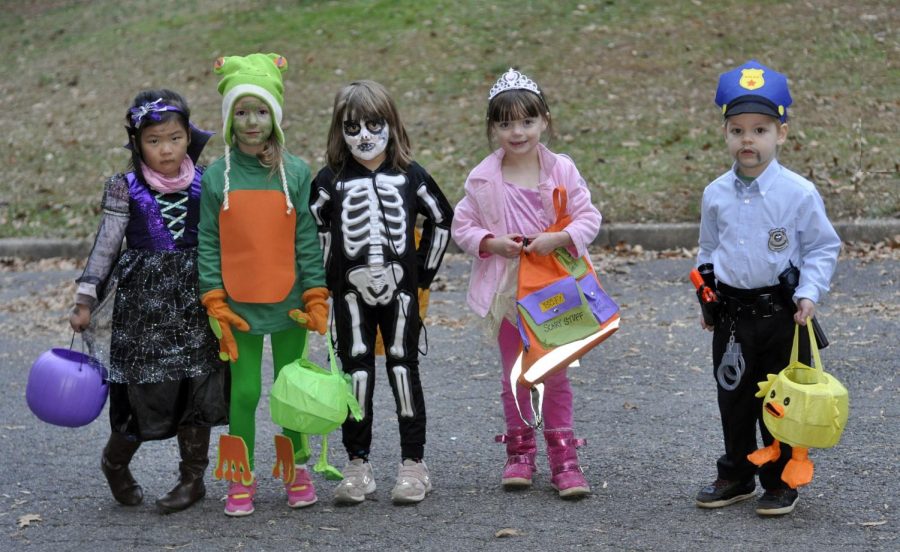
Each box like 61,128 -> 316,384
343,120 -> 361,136
365,119 -> 386,133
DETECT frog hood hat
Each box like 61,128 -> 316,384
214,53 -> 288,146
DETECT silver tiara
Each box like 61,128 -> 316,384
488,68 -> 541,100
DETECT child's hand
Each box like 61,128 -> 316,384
481,234 -> 525,258
289,287 -> 330,335
524,231 -> 572,256
69,304 -> 91,333
794,298 -> 816,325
201,289 -> 250,361
700,313 -> 714,331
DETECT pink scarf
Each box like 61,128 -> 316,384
141,157 -> 195,194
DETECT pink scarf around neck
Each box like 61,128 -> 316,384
141,157 -> 195,194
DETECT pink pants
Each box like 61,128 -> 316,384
498,320 -> 573,431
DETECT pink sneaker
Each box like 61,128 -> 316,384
286,467 -> 317,508
224,480 -> 257,517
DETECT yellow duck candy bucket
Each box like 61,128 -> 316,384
756,319 -> 849,449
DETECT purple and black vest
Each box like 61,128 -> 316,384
124,168 -> 202,250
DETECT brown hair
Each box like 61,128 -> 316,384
485,88 -> 553,147
325,80 -> 412,172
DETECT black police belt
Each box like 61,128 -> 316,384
717,282 -> 788,319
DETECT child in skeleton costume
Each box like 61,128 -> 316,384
309,80 -> 453,505
69,89 -> 229,514
197,53 -> 328,517
451,69 -> 602,498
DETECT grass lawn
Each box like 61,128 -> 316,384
1,0 -> 896,238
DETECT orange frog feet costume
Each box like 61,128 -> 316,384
197,53 -> 328,516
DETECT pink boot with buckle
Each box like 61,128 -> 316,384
496,427 -> 538,488
544,429 -> 590,499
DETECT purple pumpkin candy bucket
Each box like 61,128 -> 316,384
26,348 -> 109,427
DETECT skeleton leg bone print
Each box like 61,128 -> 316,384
390,291 -> 412,358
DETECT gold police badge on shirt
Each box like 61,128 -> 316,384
768,228 -> 788,251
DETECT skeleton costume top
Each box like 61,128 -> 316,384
309,157 -> 453,303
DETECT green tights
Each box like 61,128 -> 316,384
230,325 -> 307,470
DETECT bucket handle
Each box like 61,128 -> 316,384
790,317 -> 824,380
321,331 -> 362,422
69,330 -> 89,373
65,330 -> 108,383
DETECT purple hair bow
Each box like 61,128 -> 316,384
129,98 -> 183,128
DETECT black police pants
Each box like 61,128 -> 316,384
712,307 -> 811,490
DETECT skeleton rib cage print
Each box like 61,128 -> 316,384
310,163 -> 452,312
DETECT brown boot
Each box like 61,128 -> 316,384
101,432 -> 143,506
156,426 -> 211,514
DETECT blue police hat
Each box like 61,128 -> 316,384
715,60 -> 792,122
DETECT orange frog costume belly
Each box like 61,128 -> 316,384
220,190 -> 296,304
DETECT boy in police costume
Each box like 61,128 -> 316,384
694,60 -> 841,516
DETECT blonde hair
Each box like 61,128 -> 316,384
325,80 -> 412,173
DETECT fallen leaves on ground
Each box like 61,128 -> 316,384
0,279 -> 75,339
841,236 -> 900,262
0,257 -> 83,272
17,513 -> 42,528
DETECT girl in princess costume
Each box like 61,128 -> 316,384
70,89 -> 229,513
197,53 -> 328,517
309,80 -> 453,504
451,69 -> 602,498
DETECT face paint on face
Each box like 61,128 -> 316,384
232,96 -> 274,154
342,118 -> 389,162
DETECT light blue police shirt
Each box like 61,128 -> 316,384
697,159 -> 841,304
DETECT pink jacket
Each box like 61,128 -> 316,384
451,144 -> 602,317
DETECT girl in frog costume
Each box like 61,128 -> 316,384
198,53 -> 328,517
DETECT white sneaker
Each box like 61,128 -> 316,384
391,459 -> 433,504
334,458 -> 376,504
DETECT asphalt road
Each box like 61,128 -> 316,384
1,253 -> 897,551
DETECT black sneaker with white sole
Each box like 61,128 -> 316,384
756,488 -> 799,516
695,478 -> 756,508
